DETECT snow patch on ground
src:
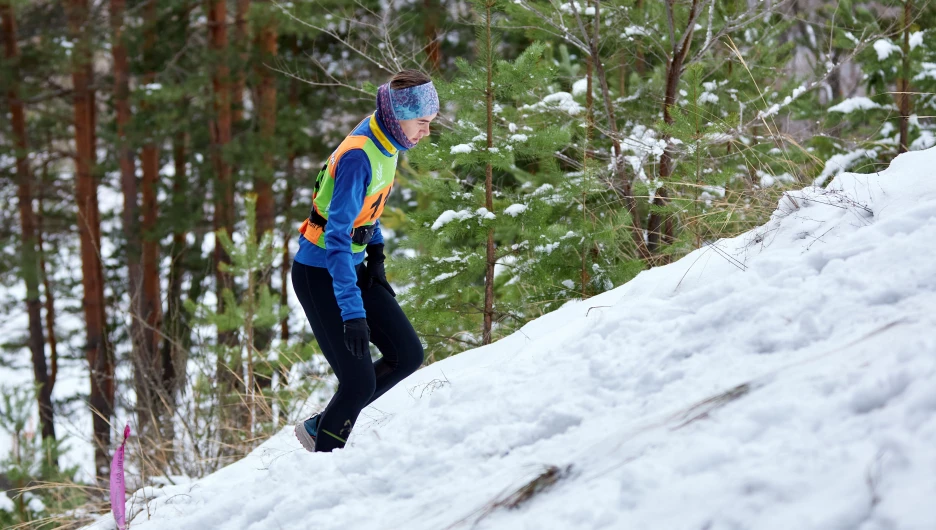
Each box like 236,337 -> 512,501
89,147 -> 936,530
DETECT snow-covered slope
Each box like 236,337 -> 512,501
90,148 -> 936,530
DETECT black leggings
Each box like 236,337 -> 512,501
291,260 -> 424,452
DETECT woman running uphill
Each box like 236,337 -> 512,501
292,70 -> 438,452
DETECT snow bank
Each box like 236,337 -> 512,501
90,147 -> 936,530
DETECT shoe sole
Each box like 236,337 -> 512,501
294,422 -> 316,452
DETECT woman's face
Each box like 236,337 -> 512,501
399,113 -> 438,146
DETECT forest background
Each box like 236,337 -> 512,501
1,0 -> 934,527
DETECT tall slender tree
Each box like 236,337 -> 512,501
647,0 -> 706,258
898,0 -> 913,153
67,0 -> 113,477
138,0 -> 164,439
3,0 -> 57,457
250,1 -> 278,407
161,0 -> 194,418
207,0 -> 243,447
480,0 -> 496,345
109,0 -> 144,390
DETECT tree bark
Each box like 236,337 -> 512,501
424,0 -> 441,72
159,0 -> 191,415
482,1 -> 495,345
569,0 -> 651,262
207,0 -> 241,449
253,5 -> 278,404
581,51 -> 593,297
647,0 -> 702,259
255,6 -> 276,250
67,0 -> 113,478
138,0 -> 164,439
37,170 -> 59,462
3,0 -> 57,455
898,0 -> 912,153
110,0 -> 144,393
232,0 -> 250,125
278,38 -> 300,425
162,129 -> 187,402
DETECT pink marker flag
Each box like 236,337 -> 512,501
110,423 -> 131,530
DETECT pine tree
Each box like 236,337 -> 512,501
402,2 -> 573,357
0,385 -> 83,528
817,0 -> 936,179
184,195 -> 288,459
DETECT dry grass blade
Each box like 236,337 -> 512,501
671,383 -> 753,430
444,464 -> 574,529
442,464 -> 575,529
493,464 -> 573,511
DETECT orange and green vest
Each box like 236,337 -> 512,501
297,115 -> 399,253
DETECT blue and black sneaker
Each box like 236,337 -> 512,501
294,413 -> 320,452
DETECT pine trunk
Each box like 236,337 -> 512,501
207,0 -> 241,451
898,0 -> 912,154
38,175 -> 59,460
581,53 -> 593,297
424,0 -> 441,72
578,0 -> 651,262
162,130 -> 188,402
68,0 -> 113,478
160,0 -> 191,427
3,1 -> 57,454
110,0 -> 145,390
232,0 -> 249,125
482,1 -> 495,345
255,8 -> 276,241
278,44 -> 300,424
647,0 -> 701,260
139,0 -> 164,441
253,7 -> 278,404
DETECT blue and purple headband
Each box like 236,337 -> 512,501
376,81 -> 439,149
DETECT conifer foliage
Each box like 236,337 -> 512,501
403,1 -> 579,356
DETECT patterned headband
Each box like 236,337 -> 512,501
390,81 -> 440,121
376,81 -> 439,149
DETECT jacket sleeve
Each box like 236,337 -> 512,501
324,149 -> 371,321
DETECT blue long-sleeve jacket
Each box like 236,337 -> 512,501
294,112 -> 405,321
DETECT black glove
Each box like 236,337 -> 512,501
343,318 -> 371,360
364,244 -> 396,297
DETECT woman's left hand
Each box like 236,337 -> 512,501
364,244 -> 396,297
